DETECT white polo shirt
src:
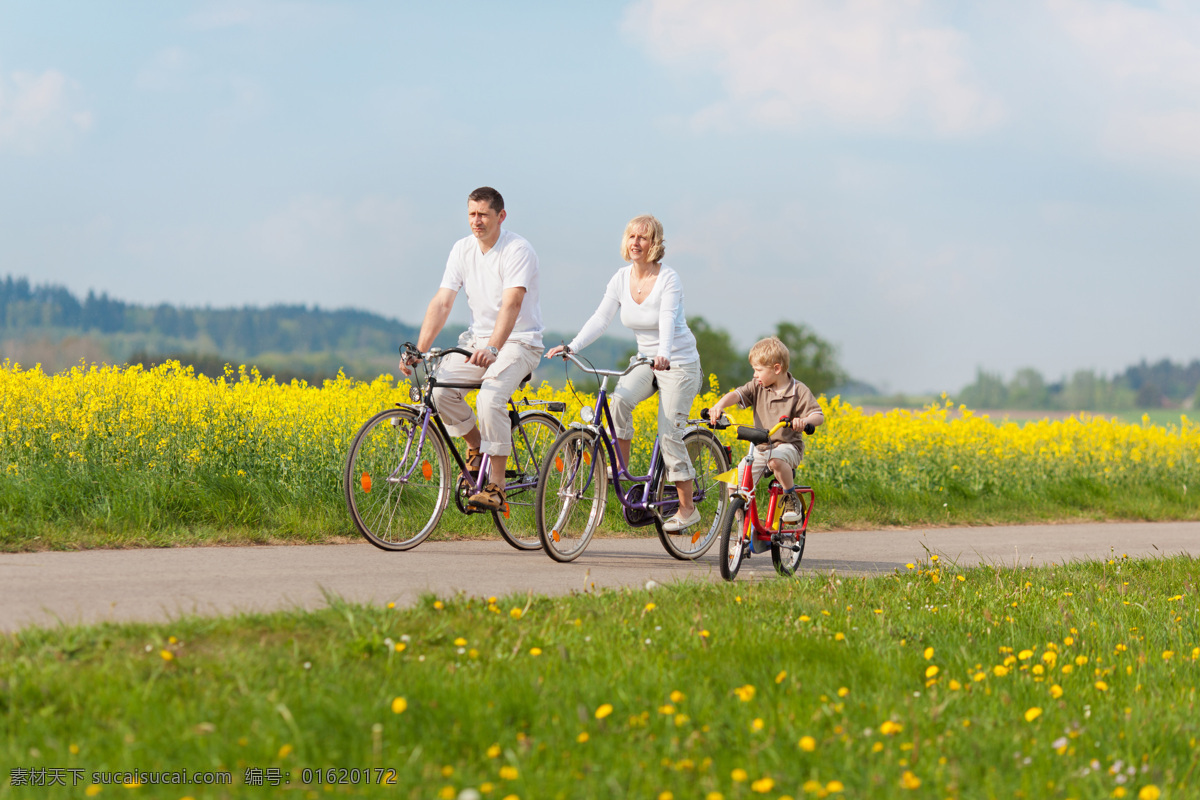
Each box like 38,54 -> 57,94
440,229 -> 544,348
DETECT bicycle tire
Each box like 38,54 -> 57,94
492,411 -> 564,551
344,406 -> 451,551
535,428 -> 608,563
771,495 -> 807,576
718,497 -> 748,581
654,428 -> 731,560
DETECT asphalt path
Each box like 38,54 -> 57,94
2,521 -> 1198,633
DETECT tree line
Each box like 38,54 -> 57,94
2,275 -> 846,393
958,362 -> 1200,410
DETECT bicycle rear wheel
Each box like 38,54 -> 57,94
654,428 -> 731,560
535,429 -> 607,562
493,411 -> 564,551
344,407 -> 450,551
718,497 -> 748,581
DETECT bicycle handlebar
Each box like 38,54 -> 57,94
400,343 -> 474,364
559,349 -> 656,378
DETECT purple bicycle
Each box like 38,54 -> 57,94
534,351 -> 731,562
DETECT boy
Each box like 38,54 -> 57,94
705,336 -> 824,523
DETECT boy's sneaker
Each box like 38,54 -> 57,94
781,491 -> 803,524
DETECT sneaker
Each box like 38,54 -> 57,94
468,482 -> 506,512
662,507 -> 702,532
781,491 -> 803,524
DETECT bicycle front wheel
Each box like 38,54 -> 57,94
718,497 -> 748,581
493,411 -> 564,551
344,407 -> 450,551
654,428 -> 731,560
535,429 -> 607,563
771,495 -> 808,576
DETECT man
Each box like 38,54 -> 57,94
399,187 -> 544,511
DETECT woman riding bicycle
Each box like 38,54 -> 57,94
545,214 -> 704,533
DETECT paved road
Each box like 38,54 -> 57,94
2,521 -> 1198,632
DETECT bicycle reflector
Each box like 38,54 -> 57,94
422,461 -> 433,480
360,472 -> 372,492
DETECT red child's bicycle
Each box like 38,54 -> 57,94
714,415 -> 815,581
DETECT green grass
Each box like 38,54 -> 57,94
5,556 -> 1199,798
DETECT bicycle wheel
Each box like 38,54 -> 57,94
493,411 -> 564,551
771,497 -> 807,576
654,428 -> 731,560
344,407 -> 451,551
718,497 -> 748,581
535,429 -> 608,563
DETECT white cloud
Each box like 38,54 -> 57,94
1048,0 -> 1200,164
0,69 -> 92,153
135,47 -> 191,92
624,0 -> 1003,136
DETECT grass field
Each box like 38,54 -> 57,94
4,555 -> 1199,799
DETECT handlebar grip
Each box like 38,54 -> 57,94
804,423 -> 815,435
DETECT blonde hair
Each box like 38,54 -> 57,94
620,215 -> 666,263
748,336 -> 790,373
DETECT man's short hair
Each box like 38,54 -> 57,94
749,336 -> 790,372
468,186 -> 504,212
620,214 -> 666,263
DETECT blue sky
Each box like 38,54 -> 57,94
2,0 -> 1199,393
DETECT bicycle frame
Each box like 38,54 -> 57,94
723,418 -> 815,551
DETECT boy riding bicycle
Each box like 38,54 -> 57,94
704,336 -> 824,524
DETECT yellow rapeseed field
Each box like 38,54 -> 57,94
2,360 -> 1197,504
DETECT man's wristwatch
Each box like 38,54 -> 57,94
485,346 -> 499,357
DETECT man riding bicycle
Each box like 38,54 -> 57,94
399,186 -> 544,511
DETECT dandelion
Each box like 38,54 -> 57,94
775,670 -> 787,684
595,703 -> 613,719
924,647 -> 934,660
1050,684 -> 1064,699
803,780 -> 823,793
487,744 -> 501,758
159,650 -> 174,661
731,769 -> 748,782
1138,787 -> 1161,800
644,602 -> 656,612
658,792 -> 673,800
670,690 -> 685,703
434,601 -> 444,610
391,697 -> 407,714
1024,707 -> 1043,722
750,777 -> 775,793
837,687 -> 849,697
576,732 -> 589,743
454,637 -> 467,646
899,771 -> 921,790
880,720 -> 903,736
827,780 -> 845,792
993,665 -> 1009,677
1095,681 -> 1110,692
499,766 -> 518,780
734,685 -> 756,702
925,665 -> 939,678
510,608 -> 522,619
278,744 -> 293,758
798,736 -> 816,752
529,647 -> 542,656
750,718 -> 764,732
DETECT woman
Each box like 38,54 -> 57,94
545,214 -> 703,532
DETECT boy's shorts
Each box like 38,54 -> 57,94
751,442 -> 802,483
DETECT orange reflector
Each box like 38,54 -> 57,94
691,529 -> 702,544
422,461 -> 432,480
502,504 -> 510,519
555,456 -> 563,472
583,452 -> 591,465
552,529 -> 560,542
360,472 -> 372,492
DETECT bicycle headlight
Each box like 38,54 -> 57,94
409,385 -> 421,402
579,406 -> 595,423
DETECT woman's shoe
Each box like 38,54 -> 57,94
662,507 -> 701,532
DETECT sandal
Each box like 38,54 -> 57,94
458,447 -> 483,494
468,482 -> 506,512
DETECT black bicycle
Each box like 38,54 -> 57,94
344,344 -> 565,551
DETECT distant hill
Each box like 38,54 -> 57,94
0,275 -> 634,384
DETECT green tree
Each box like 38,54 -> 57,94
769,321 -> 845,396
959,369 -> 1009,409
688,315 -> 749,392
1007,367 -> 1049,409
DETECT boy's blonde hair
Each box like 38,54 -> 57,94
620,215 -> 666,263
748,336 -> 790,372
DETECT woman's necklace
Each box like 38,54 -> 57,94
631,265 -> 659,300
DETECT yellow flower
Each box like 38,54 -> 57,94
1095,680 -> 1109,691
644,602 -> 656,611
880,720 -> 903,736
487,744 -> 501,758
775,670 -> 787,684
433,601 -> 444,610
925,665 -> 939,678
826,780 -> 845,792
1050,684 -> 1064,699
923,647 -> 934,660
499,766 -> 518,780
454,637 -> 467,646
595,703 -> 613,719
576,732 -> 589,743
750,718 -> 764,732
731,768 -> 748,782
391,697 -> 407,714
750,777 -> 775,793
509,608 -> 522,619
734,684 -> 756,702
1138,787 -> 1161,800
899,771 -> 921,790
798,735 -> 816,752
278,744 -> 293,758
670,690 -> 685,703
1024,707 -> 1043,722
993,665 -> 1009,677
159,650 -> 174,661
658,792 -> 673,800
529,647 -> 542,656
837,686 -> 849,697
